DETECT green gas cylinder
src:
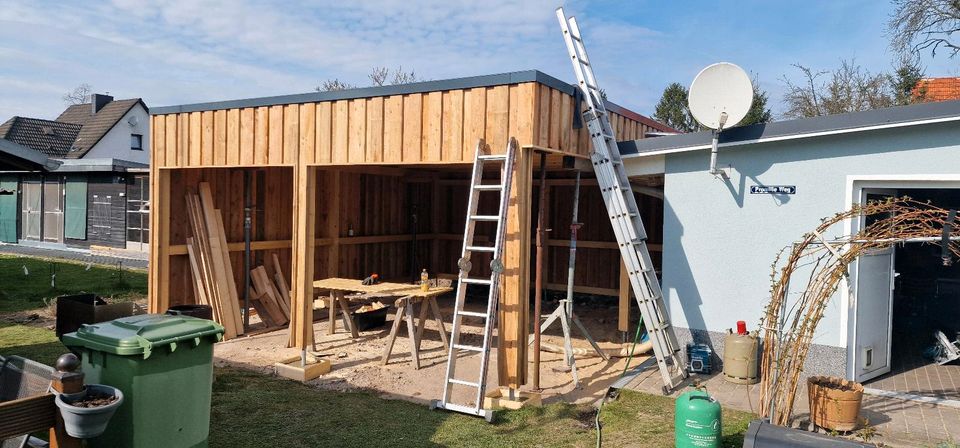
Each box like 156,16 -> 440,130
674,388 -> 721,448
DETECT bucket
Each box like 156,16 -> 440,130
352,306 -> 389,331
54,384 -> 124,439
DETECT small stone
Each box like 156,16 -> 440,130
337,352 -> 348,358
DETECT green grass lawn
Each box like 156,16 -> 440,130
0,254 -> 754,447
0,254 -> 147,313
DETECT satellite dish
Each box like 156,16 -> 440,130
688,62 -> 753,130
127,115 -> 139,127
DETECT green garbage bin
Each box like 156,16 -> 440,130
62,314 -> 224,448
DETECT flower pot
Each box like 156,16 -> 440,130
807,376 -> 863,432
54,384 -> 124,439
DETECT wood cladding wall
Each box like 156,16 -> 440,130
150,83 -> 654,168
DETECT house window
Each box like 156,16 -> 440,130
131,134 -> 143,151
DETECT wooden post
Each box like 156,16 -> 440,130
498,141 -> 531,390
531,152 -> 548,390
49,354 -> 83,448
148,168 -> 171,313
289,165 -> 317,349
326,170 -> 341,278
619,260 -> 630,342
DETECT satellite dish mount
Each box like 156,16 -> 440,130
687,62 -> 754,179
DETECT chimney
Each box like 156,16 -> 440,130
91,93 -> 113,113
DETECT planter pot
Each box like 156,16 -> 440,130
807,376 -> 863,432
54,384 -> 124,439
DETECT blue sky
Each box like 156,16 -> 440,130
0,0 -> 956,123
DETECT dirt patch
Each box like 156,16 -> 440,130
215,296 -> 649,407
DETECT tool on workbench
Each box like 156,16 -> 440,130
361,273 -> 381,285
558,7 -> 688,393
431,137 -> 517,422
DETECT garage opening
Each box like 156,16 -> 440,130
863,187 -> 960,400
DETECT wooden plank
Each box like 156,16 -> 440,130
251,266 -> 288,324
518,83 -> 539,146
348,99 -> 366,163
486,86 -> 509,153
366,97 -> 384,163
185,237 -> 209,307
212,110 -> 226,166
201,111 -> 214,166
255,107 -> 270,165
548,89 -> 562,150
239,108 -> 254,166
226,108 -> 240,166
559,90 -> 572,152
422,91 -> 442,162
153,116 -> 166,167
402,93 -> 422,162
317,102 -> 332,164
284,104 -> 299,165
189,112 -> 202,166
332,100 -> 349,164
271,253 -> 292,317
383,95 -> 403,163
178,113 -> 189,167
300,103 -> 317,165
198,183 -> 244,335
463,87 -> 486,159
441,90 -> 464,162
268,105 -> 284,165
168,238 -> 301,255
165,115 -> 178,168
537,85 -> 551,147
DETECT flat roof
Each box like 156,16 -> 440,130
618,99 -> 960,157
151,69 -> 670,132
0,138 -> 60,171
50,158 -> 149,173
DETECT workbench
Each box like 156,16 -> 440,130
312,278 -> 453,369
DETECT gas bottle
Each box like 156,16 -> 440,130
675,387 -> 721,448
722,329 -> 759,385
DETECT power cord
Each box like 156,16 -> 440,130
595,317 -> 645,448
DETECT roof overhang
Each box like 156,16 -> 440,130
619,99 -> 960,158
50,158 -> 149,173
0,138 -> 60,171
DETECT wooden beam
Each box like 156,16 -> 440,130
148,169 -> 171,313
498,141 -> 531,389
619,261 -> 630,333
544,283 -> 620,297
290,165 -> 317,349
326,170 -> 341,278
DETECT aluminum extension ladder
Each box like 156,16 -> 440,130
556,7 -> 688,392
431,137 -> 517,421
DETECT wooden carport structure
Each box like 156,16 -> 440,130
147,70 -> 671,388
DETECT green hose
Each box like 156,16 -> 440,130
596,317 -> 645,448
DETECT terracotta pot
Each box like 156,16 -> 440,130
807,376 -> 863,431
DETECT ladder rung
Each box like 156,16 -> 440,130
466,245 -> 495,253
477,154 -> 507,161
458,311 -> 488,318
461,278 -> 492,285
474,184 -> 503,191
448,378 -> 481,388
470,215 -> 499,222
453,344 -> 484,353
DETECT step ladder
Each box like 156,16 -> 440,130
556,7 -> 688,392
431,137 -> 517,421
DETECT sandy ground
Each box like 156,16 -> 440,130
215,295 -> 649,408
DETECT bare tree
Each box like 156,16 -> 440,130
317,66 -> 422,92
781,60 -> 894,119
315,79 -> 355,92
888,0 -> 960,58
389,66 -> 420,85
63,83 -> 93,105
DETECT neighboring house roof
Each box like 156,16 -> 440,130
56,98 -> 145,158
0,116 -> 81,157
914,77 -> 960,102
619,99 -> 960,158
0,137 -> 60,171
151,69 -> 675,133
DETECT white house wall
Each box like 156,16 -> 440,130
660,121 -> 960,377
84,103 -> 150,164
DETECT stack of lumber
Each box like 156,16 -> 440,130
249,255 -> 291,328
185,182 -> 244,340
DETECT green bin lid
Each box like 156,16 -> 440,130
61,314 -> 224,359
